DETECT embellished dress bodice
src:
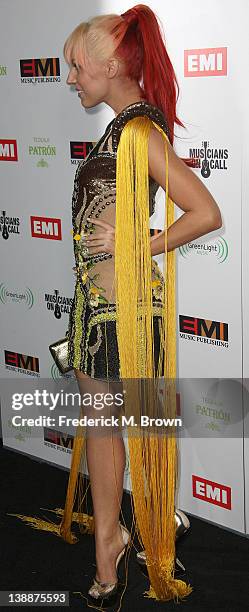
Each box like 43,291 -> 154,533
71,100 -> 169,306
68,101 -> 169,378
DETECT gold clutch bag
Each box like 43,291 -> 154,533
49,332 -> 73,374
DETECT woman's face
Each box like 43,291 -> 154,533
66,53 -> 108,108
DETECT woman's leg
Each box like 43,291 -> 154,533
75,369 -> 126,583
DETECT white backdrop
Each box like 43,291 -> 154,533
0,0 -> 248,536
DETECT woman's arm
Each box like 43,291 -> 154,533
148,127 -> 222,255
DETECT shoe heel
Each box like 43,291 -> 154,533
116,523 -> 131,576
175,509 -> 190,540
87,523 -> 131,604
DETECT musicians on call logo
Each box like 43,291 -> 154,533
44,289 -> 73,318
182,140 -> 229,178
0,211 -> 20,239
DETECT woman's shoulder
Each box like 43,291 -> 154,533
111,100 -> 169,151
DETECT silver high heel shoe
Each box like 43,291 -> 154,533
136,509 -> 190,570
88,522 -> 131,603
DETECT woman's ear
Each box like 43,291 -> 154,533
105,58 -> 120,79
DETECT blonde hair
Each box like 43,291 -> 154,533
63,14 -> 126,72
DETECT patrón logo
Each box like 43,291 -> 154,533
29,137 -> 56,167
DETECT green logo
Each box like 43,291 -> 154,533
179,236 -> 228,263
194,396 -> 230,433
37,158 -> 49,168
29,137 -> 56,167
0,282 -> 34,308
7,418 -> 32,442
50,362 -> 73,381
0,65 -> 7,76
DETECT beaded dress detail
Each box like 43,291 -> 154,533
67,101 -> 170,380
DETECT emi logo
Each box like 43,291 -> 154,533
179,315 -> 228,341
70,141 -> 95,163
0,139 -> 18,161
184,47 -> 227,77
20,58 -> 60,77
192,475 -> 231,509
5,350 -> 39,373
31,216 -> 62,240
44,427 -> 74,450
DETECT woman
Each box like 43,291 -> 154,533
60,3 -> 222,607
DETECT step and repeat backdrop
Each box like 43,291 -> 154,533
1,0 -> 248,536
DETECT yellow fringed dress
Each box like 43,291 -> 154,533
10,101 -> 193,607
60,101 -> 193,602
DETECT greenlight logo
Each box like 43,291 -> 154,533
50,362 -> 74,381
0,283 -> 34,308
179,236 -> 228,263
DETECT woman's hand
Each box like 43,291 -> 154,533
85,217 -> 115,255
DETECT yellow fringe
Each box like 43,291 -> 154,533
43,507 -> 95,532
7,513 -> 69,538
58,416 -> 88,543
7,509 -> 94,540
115,116 -> 192,601
143,580 -> 193,602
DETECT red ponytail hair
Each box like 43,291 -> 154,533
111,4 -> 185,144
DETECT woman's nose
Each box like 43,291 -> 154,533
66,70 -> 76,85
